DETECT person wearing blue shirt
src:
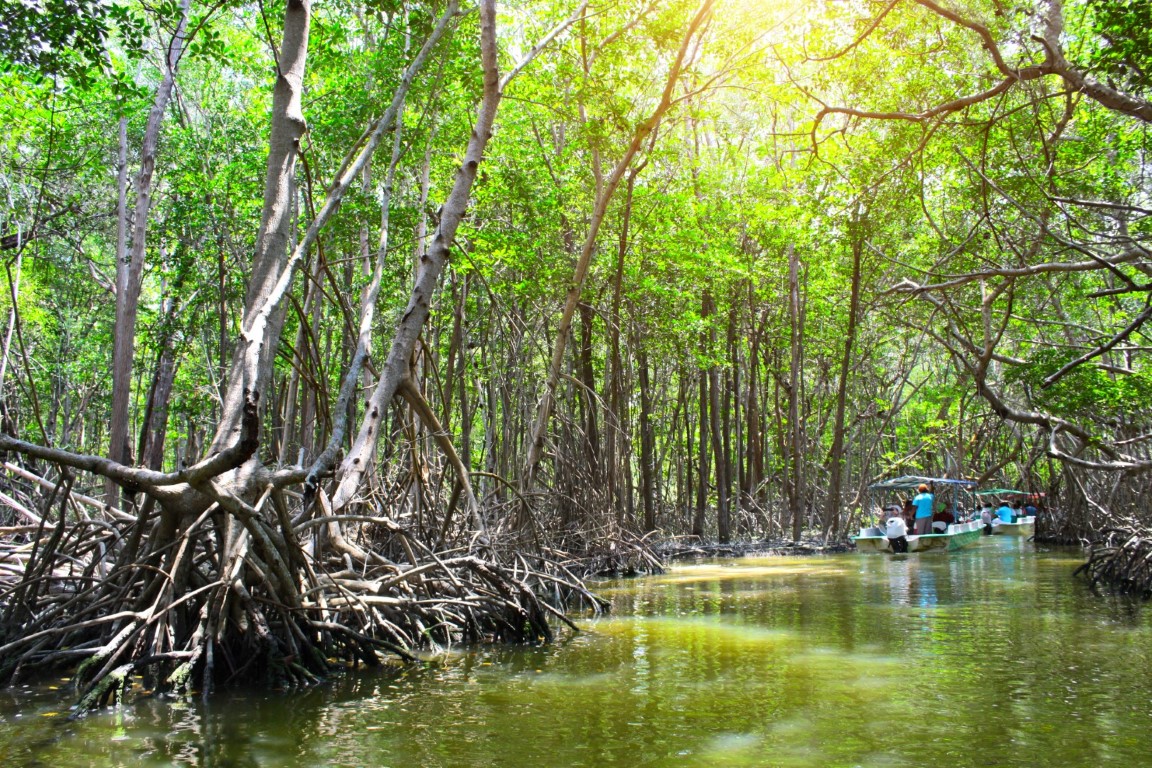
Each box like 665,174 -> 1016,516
912,483 -> 934,534
996,502 -> 1014,523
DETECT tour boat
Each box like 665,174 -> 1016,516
991,516 -> 1036,537
976,488 -> 1041,538
852,519 -> 985,553
851,475 -> 984,554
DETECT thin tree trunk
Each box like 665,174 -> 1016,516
107,0 -> 192,503
787,244 -> 804,542
724,306 -> 735,534
693,357 -> 709,536
520,0 -> 715,494
638,342 -> 656,532
457,275 -> 472,473
605,173 -> 638,524
703,291 -> 730,543
0,233 -> 26,412
329,0 -> 499,515
824,228 -> 862,538
577,301 -> 600,477
137,294 -> 180,471
744,305 -> 765,527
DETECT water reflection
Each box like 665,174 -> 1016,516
1,538 -> 1150,767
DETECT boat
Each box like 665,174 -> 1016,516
851,475 -> 984,554
990,516 -> 1035,537
976,488 -> 1040,537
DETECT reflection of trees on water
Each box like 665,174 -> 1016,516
3,547 -> 1152,767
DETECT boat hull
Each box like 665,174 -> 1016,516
852,520 -> 985,553
991,516 -> 1035,537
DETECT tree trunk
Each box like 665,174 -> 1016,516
520,0 -> 715,495
704,291 -> 730,543
137,298 -> 180,471
605,173 -> 637,524
106,0 -> 191,502
824,227 -> 862,538
209,0 -> 311,453
638,342 -> 656,532
577,301 -> 600,478
330,0 -> 499,516
787,244 -> 804,542
744,306 -> 766,528
693,349 -> 709,537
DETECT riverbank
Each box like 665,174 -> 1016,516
656,538 -> 854,562
564,537 -> 854,578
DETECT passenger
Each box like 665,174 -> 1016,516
980,503 -> 994,535
996,500 -> 1014,524
1012,501 -> 1025,523
885,513 -> 909,553
932,507 -> 955,533
903,499 -> 916,532
912,483 -> 935,535
1023,500 -> 1039,518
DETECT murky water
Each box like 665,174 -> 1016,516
2,537 -> 1150,767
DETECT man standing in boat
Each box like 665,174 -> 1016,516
912,482 -> 935,535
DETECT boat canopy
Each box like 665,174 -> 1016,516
867,475 -> 977,491
976,488 -> 1045,499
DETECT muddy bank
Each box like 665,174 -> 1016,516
655,539 -> 854,562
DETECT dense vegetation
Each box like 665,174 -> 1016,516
0,0 -> 1149,703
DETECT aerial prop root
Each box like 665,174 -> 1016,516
1074,525 -> 1152,598
0,491 -> 602,709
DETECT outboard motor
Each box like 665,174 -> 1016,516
885,517 -> 909,553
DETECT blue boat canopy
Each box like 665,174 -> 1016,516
867,475 -> 977,491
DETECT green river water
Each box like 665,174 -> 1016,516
2,537 -> 1151,767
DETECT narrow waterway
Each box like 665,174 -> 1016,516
2,537 -> 1150,767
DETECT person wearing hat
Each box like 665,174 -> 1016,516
912,483 -> 935,535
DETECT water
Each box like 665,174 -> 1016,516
2,537 -> 1151,767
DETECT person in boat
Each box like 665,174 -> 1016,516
902,499 -> 916,531
912,483 -> 935,535
1012,501 -> 1025,522
876,504 -> 897,527
980,503 -> 994,535
996,500 -> 1014,524
885,512 -> 909,553
1023,500 -> 1039,518
931,507 -> 955,533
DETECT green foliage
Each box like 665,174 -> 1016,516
1,0 -> 1149,527
0,0 -> 146,85
1077,0 -> 1152,95
1006,349 -> 1152,422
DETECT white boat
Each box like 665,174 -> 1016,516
991,516 -> 1035,537
851,475 -> 984,554
853,519 -> 985,553
977,488 -> 1042,539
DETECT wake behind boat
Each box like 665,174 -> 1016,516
852,476 -> 983,554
